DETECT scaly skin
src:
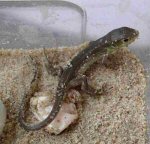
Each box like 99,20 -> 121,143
18,27 -> 139,131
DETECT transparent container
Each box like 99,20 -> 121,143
0,1 -> 87,49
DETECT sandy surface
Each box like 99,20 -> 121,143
0,43 -> 147,144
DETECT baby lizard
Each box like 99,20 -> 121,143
18,27 -> 139,131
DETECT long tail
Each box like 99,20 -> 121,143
18,54 -> 64,131
18,82 -> 64,130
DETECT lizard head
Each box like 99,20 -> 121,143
106,27 -> 139,54
109,27 -> 139,47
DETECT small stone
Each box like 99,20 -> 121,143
30,92 -> 78,134
0,100 -> 6,135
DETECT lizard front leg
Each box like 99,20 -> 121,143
67,75 -> 104,95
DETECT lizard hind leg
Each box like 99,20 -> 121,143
43,48 -> 63,76
67,75 -> 104,96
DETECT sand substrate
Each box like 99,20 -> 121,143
0,43 -> 147,144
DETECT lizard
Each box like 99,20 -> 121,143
18,27 -> 139,131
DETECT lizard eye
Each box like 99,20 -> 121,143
124,38 -> 129,42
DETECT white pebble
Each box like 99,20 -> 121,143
0,100 -> 6,135
30,92 -> 78,134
